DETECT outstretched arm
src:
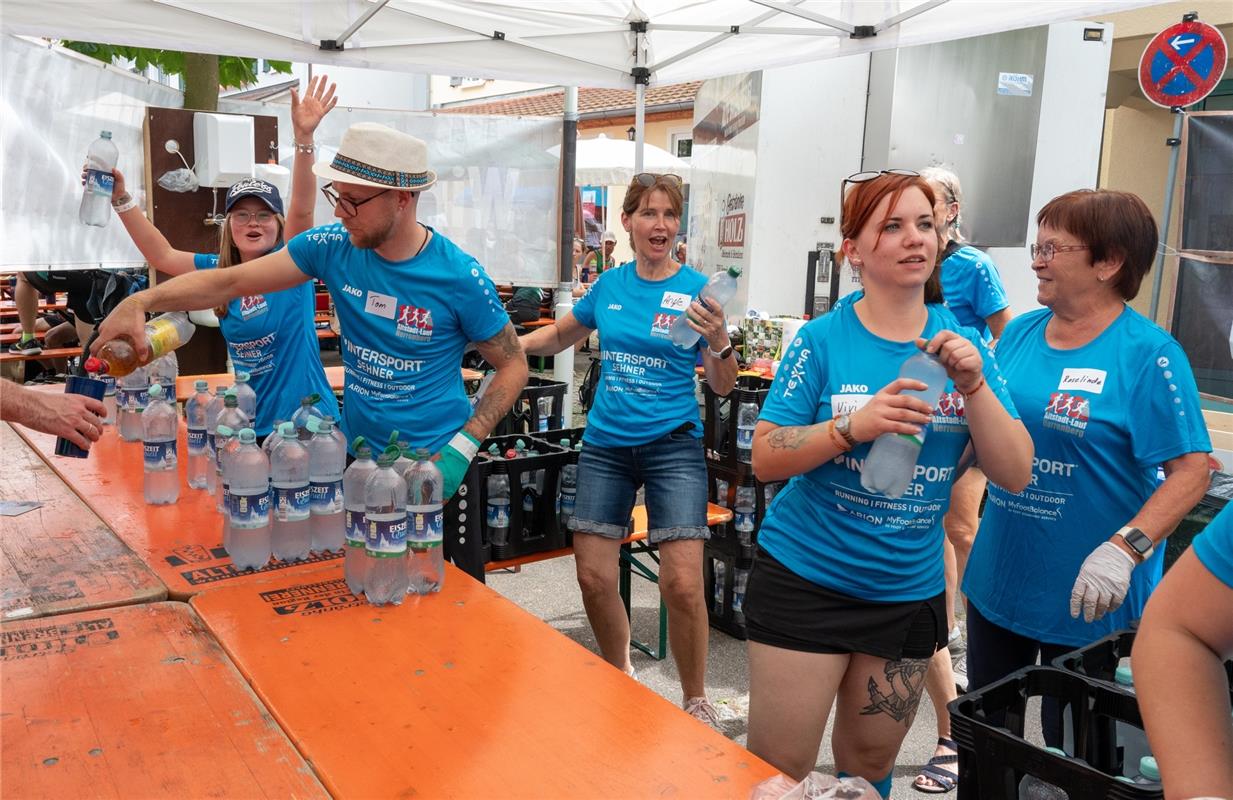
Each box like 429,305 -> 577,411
1,379 -> 106,450
286,75 -> 337,238
107,167 -> 196,276
520,312 -> 592,356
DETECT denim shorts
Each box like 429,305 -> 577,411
569,429 -> 709,544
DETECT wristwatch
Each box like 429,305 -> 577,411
1115,526 -> 1154,561
833,413 -> 857,448
708,343 -> 734,360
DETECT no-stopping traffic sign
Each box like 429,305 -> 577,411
1139,19 -> 1228,108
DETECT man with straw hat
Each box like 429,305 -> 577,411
92,122 -> 527,499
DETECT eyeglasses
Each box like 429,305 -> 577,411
1029,243 -> 1090,263
230,210 -> 276,225
633,172 -> 683,188
844,169 -> 920,185
321,183 -> 391,216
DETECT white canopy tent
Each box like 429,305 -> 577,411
549,134 -> 691,187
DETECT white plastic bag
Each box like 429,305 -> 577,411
157,167 -> 199,193
750,772 -> 881,800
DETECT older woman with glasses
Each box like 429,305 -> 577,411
962,189 -> 1211,748
521,172 -> 738,725
745,171 -> 1031,797
101,76 -> 340,435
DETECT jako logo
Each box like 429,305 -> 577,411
342,284 -> 363,298
839,383 -> 868,393
607,303 -> 623,311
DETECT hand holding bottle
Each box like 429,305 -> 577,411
90,293 -> 152,361
848,378 -> 935,443
917,331 -> 984,395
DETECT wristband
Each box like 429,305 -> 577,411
959,376 -> 986,399
448,430 -> 480,461
293,141 -> 316,154
112,195 -> 138,214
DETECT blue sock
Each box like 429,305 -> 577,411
837,770 -> 893,799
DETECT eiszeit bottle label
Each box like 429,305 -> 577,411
487,499 -> 510,528
143,440 -> 177,469
366,514 -> 408,556
187,428 -> 207,454
229,490 -> 270,529
408,505 -> 444,549
737,427 -> 754,449
560,489 -> 577,515
344,510 -> 366,547
310,480 -> 342,515
119,387 -> 148,411
85,168 -> 114,196
273,485 -> 311,522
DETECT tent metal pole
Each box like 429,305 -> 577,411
1149,107 -> 1184,324
554,86 -> 579,420
333,0 -> 391,47
634,24 -> 647,174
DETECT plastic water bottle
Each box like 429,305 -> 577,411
736,401 -> 757,463
343,437 -> 377,596
669,266 -> 742,349
263,419 -> 286,460
714,478 -> 729,508
100,376 -> 117,426
204,386 -> 228,496
292,394 -> 325,441
232,370 -> 258,422
269,423 -> 312,562
733,565 -> 749,625
149,353 -> 178,403
713,559 -> 726,613
306,417 -> 345,553
214,424 -> 236,551
734,485 -> 756,548
80,130 -> 118,227
85,311 -> 196,378
1018,747 -> 1070,800
1112,658 -> 1152,776
184,380 -> 211,489
141,384 -> 178,505
394,441 -> 413,478
215,392 -> 249,514
364,447 -> 409,605
227,428 -> 271,571
559,444 -> 577,528
323,415 -> 348,452
1120,756 -> 1160,786
860,351 -> 949,499
537,396 -> 554,432
117,365 -> 149,442
406,448 -> 445,594
487,470 -> 511,547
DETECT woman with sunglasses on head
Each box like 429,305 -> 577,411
744,171 -> 1031,797
521,172 -> 738,725
101,76 -> 340,436
961,189 -> 1211,748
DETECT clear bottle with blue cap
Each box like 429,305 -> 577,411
141,383 -> 178,505
227,428 -> 271,571
184,379 -> 212,489
342,437 -> 377,595
364,445 -> 409,605
269,422 -> 312,562
307,417 -> 346,553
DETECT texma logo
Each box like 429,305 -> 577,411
650,312 -> 674,339
396,304 -> 433,341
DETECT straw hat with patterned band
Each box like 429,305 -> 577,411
312,122 -> 437,192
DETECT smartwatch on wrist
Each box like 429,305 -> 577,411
708,343 -> 734,360
1115,526 -> 1154,561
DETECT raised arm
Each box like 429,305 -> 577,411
90,250 -> 309,360
286,75 -> 337,237
107,167 -> 196,276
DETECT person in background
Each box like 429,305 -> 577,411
745,171 -> 1031,798
7,270 -> 100,356
1,378 -> 106,451
962,189 -> 1211,748
92,122 -> 526,501
102,76 -> 340,436
675,240 -> 688,264
505,285 -> 546,326
584,230 -> 618,278
913,165 -> 1014,793
1134,500 -> 1233,799
521,172 -> 737,725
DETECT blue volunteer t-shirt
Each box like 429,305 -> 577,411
286,224 -> 508,452
964,306 -> 1211,647
940,244 -> 1009,338
194,252 -> 337,436
1194,503 -> 1233,590
572,263 -> 707,448
757,301 -> 1017,602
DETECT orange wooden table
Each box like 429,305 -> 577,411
191,566 -> 776,799
1,602 -> 327,799
1,425 -> 165,620
12,423 -> 340,600
176,365 -> 484,399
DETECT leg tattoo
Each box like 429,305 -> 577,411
860,658 -> 929,727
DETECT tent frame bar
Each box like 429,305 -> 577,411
322,0 -> 391,50
649,0 -> 806,75
877,0 -> 950,33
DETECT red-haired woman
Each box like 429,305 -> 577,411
745,172 -> 1032,796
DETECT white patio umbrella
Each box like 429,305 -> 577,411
548,134 -> 691,187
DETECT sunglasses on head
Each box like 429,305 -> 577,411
634,172 -> 683,188
843,169 -> 920,187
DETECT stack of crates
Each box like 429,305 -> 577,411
494,377 -> 568,436
699,375 -> 784,639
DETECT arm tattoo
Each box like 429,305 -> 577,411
483,323 -> 522,361
860,658 -> 929,727
466,384 -> 511,441
766,426 -> 811,451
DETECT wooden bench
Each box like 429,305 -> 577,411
0,346 -> 81,368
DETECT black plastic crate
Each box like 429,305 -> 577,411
444,434 -> 570,569
700,375 -> 772,474
949,667 -> 1163,800
707,463 -> 785,558
494,377 -> 568,436
533,426 -> 585,454
704,542 -> 752,641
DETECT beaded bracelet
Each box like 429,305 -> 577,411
959,376 -> 986,399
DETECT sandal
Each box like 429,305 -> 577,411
913,737 -> 959,794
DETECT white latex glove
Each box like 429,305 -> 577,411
1070,541 -> 1137,623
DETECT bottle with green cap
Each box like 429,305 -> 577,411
215,424 -> 236,551
185,379 -> 212,490
204,385 -> 229,496
364,445 -> 409,605
232,370 -> 257,422
141,383 -> 179,505
227,428 -> 271,571
1120,756 -> 1159,786
1017,747 -> 1070,800
1112,656 -> 1152,779
270,422 -> 312,562
215,391 -> 249,515
292,393 -> 325,441
342,436 -> 378,595
406,448 -> 445,594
